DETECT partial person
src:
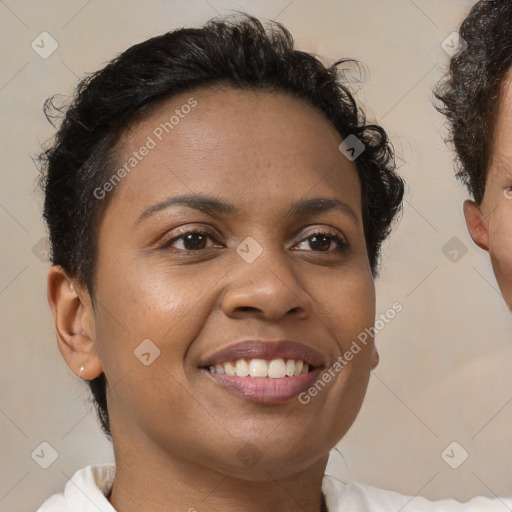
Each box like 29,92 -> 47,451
436,0 -> 512,309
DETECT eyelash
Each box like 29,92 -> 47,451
160,227 -> 348,254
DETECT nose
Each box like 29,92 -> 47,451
220,244 -> 312,322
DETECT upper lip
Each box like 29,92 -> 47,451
199,340 -> 327,368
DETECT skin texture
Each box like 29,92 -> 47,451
463,72 -> 512,310
47,87 -> 379,512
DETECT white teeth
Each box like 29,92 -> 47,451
235,359 -> 249,377
268,358 -> 286,378
249,359 -> 268,377
224,361 -> 236,375
208,358 -> 311,378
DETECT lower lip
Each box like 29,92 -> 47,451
201,367 -> 323,403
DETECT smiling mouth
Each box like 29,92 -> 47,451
200,357 -> 321,403
198,339 -> 326,402
203,358 -> 312,378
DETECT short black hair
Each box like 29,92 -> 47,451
435,0 -> 512,204
37,14 -> 404,439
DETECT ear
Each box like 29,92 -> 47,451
463,199 -> 490,252
47,266 -> 103,380
370,343 -> 379,370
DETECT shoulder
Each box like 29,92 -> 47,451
322,475 -> 512,512
35,463 -> 116,512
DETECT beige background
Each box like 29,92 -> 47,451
1,1 -> 511,510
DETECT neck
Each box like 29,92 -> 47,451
107,425 -> 329,512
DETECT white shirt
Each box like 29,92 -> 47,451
36,463 -> 512,511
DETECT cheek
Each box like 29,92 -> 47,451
328,268 -> 376,384
92,262 -> 211,432
488,212 -> 512,295
92,258 -> 215,384
312,264 -> 375,355
488,209 -> 512,267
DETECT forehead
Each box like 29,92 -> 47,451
489,71 -> 512,176
108,86 -> 361,218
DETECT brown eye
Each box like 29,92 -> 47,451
308,234 -> 333,251
294,230 -> 348,253
180,232 -> 208,250
163,229 -> 219,252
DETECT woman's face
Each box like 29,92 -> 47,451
89,86 -> 377,479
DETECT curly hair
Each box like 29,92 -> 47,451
435,0 -> 512,204
37,13 -> 404,439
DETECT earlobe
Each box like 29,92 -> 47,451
463,199 -> 490,252
47,266 -> 103,380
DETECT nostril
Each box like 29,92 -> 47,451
237,306 -> 258,312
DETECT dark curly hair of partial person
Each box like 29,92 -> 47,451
36,13 -> 404,439
435,0 -> 512,204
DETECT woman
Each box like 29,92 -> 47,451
36,13 -> 506,512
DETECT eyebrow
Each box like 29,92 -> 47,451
134,194 -> 359,226
287,196 -> 358,221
